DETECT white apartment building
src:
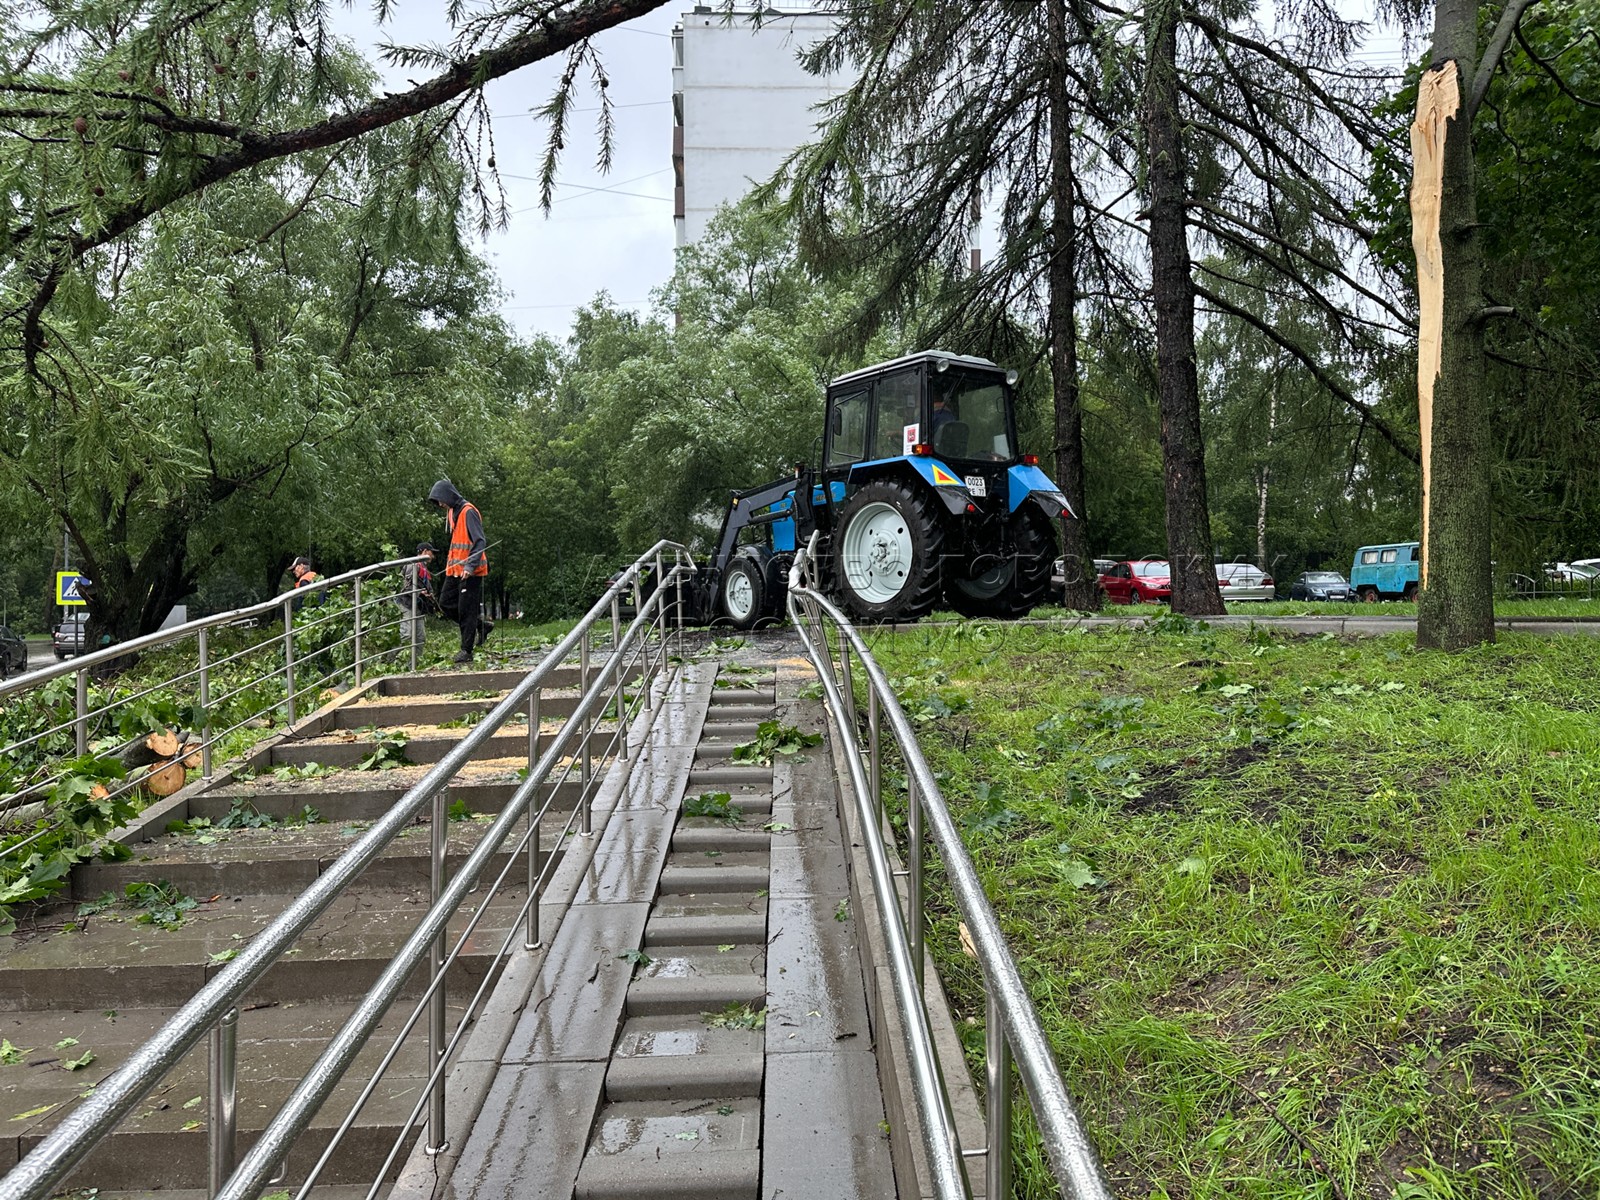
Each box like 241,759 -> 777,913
671,4 -> 854,247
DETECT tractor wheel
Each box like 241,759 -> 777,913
720,555 -> 767,630
833,480 -> 945,622
945,506 -> 1058,619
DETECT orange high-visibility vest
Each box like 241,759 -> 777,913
445,503 -> 488,578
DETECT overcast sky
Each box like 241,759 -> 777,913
331,2 -> 1410,347
328,4 -> 713,345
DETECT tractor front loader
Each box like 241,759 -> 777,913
682,349 -> 1074,628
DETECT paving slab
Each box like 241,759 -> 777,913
441,1061 -> 607,1200
763,897 -> 873,1054
605,1015 -> 764,1101
574,1097 -> 762,1200
499,902 -> 651,1065
761,1050 -> 895,1200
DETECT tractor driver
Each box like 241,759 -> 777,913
930,390 -> 958,454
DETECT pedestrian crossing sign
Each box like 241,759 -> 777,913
56,571 -> 87,606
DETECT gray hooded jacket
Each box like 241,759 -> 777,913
429,479 -> 486,575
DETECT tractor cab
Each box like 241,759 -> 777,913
689,349 -> 1072,629
820,351 -> 1021,485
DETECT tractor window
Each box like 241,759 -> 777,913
871,371 -> 920,459
930,370 -> 1013,461
827,388 -> 870,466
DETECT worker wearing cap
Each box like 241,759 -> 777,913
427,480 -> 493,663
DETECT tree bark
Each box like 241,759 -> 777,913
1046,0 -> 1100,610
1413,0 -> 1496,649
1256,381 -> 1276,570
1145,0 -> 1225,615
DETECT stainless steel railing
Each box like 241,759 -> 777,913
0,555 -> 431,835
786,541 -> 1113,1200
0,542 -> 695,1200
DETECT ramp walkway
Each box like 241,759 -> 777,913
421,645 -> 893,1200
0,545 -> 1112,1200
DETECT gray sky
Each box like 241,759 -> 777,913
335,3 -> 689,344
333,2 -> 1410,346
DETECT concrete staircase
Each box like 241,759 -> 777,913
0,662 -> 612,1190
430,649 -> 897,1200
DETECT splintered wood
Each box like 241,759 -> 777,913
1410,60 -> 1460,588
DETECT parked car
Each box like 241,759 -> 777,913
1290,571 -> 1353,601
0,625 -> 26,677
1050,557 -> 1116,601
1546,562 -> 1600,584
52,612 -> 87,659
1350,541 -> 1420,602
1098,560 -> 1172,604
1215,562 -> 1275,601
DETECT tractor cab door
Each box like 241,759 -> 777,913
819,383 -> 870,523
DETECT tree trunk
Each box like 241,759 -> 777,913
1145,0 -> 1225,615
1413,0 -> 1496,649
1256,383 -> 1277,570
1046,0 -> 1100,610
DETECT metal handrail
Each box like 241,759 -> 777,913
0,541 -> 694,1200
0,556 -> 421,700
786,544 -> 1113,1200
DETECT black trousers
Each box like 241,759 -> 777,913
441,575 -> 487,652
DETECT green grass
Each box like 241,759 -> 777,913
1028,599 -> 1600,620
861,620 -> 1600,1200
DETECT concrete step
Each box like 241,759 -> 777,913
76,813 -> 567,898
696,720 -> 761,740
0,1000 -> 458,1187
686,766 -> 772,791
669,825 -> 772,854
697,704 -> 774,722
623,944 -> 766,1017
574,1098 -> 762,1200
331,693 -> 581,729
605,1015 -> 764,1102
657,855 -> 769,896
644,894 -> 767,948
269,725 -> 621,769
707,692 -> 775,709
192,776 -> 585,824
0,889 -> 526,1010
379,663 -> 639,698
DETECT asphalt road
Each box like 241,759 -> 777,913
6,638 -> 58,681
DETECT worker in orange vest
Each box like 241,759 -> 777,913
428,479 -> 493,663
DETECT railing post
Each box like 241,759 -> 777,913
207,1007 -> 238,1197
353,576 -> 364,688
985,989 -> 1013,1200
199,628 -> 213,779
408,562 -> 421,673
868,688 -> 881,810
580,627 -> 593,837
426,788 -> 448,1155
908,773 -> 924,987
74,666 -> 88,756
839,640 -> 854,731
524,686 -> 543,951
674,553 -> 685,660
282,599 -> 296,727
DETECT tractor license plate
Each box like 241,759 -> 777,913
964,476 -> 987,496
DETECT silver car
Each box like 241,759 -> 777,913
1216,562 -> 1275,601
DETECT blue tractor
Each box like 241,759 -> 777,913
686,350 -> 1075,626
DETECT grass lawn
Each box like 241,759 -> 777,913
861,618 -> 1600,1199
1031,599 -> 1600,620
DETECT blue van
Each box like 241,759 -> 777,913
1350,541 -> 1420,601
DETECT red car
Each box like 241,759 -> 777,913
1098,560 -> 1172,604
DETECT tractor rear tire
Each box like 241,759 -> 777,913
833,480 -> 945,622
720,555 -> 767,630
945,505 -> 1058,619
